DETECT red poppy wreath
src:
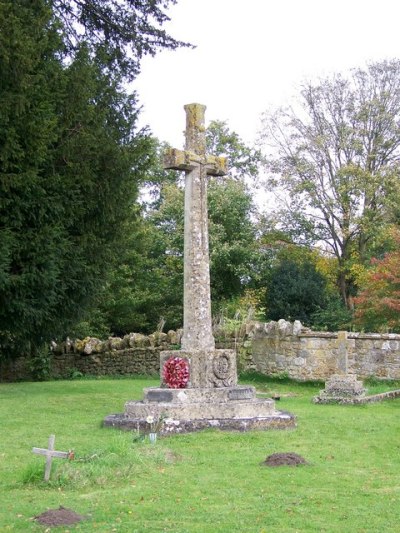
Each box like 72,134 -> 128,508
163,356 -> 190,389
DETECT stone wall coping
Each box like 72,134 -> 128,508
296,332 -> 337,339
297,332 -> 400,340
347,332 -> 400,340
52,325 -> 400,357
51,345 -> 164,357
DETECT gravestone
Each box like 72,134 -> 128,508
32,435 -> 74,482
313,331 -> 366,404
104,104 -> 295,433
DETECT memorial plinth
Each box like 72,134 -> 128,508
104,104 -> 295,434
313,332 -> 367,404
313,374 -> 367,404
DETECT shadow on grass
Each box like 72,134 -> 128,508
364,376 -> 400,388
239,371 -> 324,390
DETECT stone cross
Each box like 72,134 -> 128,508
164,104 -> 227,352
336,331 -> 348,375
32,434 -> 74,482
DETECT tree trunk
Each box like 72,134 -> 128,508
338,268 -> 349,308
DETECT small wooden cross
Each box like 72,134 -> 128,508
32,435 -> 74,482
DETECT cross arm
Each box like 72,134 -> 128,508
163,148 -> 198,171
164,148 -> 228,177
205,155 -> 228,176
32,447 -> 70,459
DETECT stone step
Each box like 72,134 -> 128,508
104,410 -> 296,433
124,396 -> 277,421
142,385 -> 256,404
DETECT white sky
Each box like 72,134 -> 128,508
134,0 -> 400,149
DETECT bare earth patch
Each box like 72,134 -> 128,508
34,506 -> 86,526
261,452 -> 308,467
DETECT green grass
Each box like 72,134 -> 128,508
0,375 -> 399,532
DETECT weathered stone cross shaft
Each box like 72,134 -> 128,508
164,104 -> 227,351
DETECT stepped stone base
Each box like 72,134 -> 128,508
313,374 -> 366,404
103,385 -> 296,434
104,346 -> 296,434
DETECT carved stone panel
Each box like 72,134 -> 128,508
207,349 -> 237,388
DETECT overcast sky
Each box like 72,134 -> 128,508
134,0 -> 400,149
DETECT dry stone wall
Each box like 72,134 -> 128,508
49,331 -> 182,379
251,320 -> 400,381
1,320 -> 399,382
0,331 -> 182,382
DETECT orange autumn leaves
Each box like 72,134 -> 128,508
354,229 -> 400,332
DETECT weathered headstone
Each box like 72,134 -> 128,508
313,331 -> 366,404
336,330 -> 348,375
104,104 -> 295,433
32,435 -> 73,482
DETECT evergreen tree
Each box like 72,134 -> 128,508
265,254 -> 328,326
0,0 -> 185,359
0,1 -> 66,357
52,0 -> 190,80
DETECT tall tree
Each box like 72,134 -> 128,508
265,257 -> 328,325
208,179 -> 258,303
52,0 -> 191,80
260,60 -> 400,307
206,120 -> 263,182
0,0 -> 66,357
0,0 -> 186,359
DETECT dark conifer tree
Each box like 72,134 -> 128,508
0,0 -> 186,360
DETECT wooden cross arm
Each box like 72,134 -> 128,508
32,447 -> 73,459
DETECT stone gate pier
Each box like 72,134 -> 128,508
104,104 -> 295,434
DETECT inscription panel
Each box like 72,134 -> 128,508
228,388 -> 254,401
147,390 -> 173,403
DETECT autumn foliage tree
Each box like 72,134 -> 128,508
354,229 -> 400,332
260,60 -> 400,308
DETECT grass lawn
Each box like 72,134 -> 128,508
0,375 -> 399,532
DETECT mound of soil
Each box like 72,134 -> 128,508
261,452 -> 308,467
34,506 -> 86,526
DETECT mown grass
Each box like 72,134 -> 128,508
0,375 -> 399,532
